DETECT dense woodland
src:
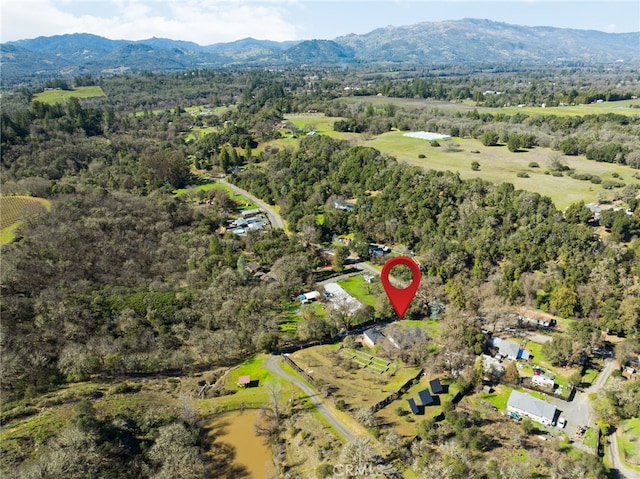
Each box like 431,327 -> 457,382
2,65 -> 640,478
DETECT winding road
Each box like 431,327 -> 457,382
219,178 -> 285,230
265,355 -> 356,443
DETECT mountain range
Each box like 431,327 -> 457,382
2,19 -> 639,85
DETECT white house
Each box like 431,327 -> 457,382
324,283 -> 362,315
299,291 -> 321,304
531,375 -> 555,388
507,390 -> 557,426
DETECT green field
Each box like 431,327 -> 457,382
339,96 -> 640,118
365,130 -> 640,209
337,274 -> 381,307
0,195 -> 51,244
33,86 -> 106,104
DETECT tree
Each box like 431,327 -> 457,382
550,283 -> 579,318
481,130 -> 499,146
332,245 -> 349,273
507,135 -> 522,152
504,361 -> 519,385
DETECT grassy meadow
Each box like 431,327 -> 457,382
32,86 -> 106,104
365,131 -> 640,209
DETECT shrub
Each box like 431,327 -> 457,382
551,171 -> 563,177
590,176 -> 602,184
471,161 -> 480,171
528,162 -> 540,168
418,154 -> 426,158
516,172 -> 530,178
430,140 -> 440,147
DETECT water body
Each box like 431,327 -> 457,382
206,409 -> 274,479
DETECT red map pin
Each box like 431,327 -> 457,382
380,256 -> 421,319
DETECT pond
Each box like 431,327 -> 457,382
205,409 -> 275,479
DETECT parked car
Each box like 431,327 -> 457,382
557,417 -> 567,428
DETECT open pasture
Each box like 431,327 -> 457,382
33,86 -> 106,104
338,96 -> 640,117
365,130 -> 640,209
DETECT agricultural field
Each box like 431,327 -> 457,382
0,195 -> 51,244
32,86 -> 106,104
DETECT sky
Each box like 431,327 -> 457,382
2,0 -> 639,45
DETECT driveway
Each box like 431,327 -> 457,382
219,178 -> 285,230
264,355 -> 356,442
548,358 -> 616,438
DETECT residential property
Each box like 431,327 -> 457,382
362,328 -> 384,347
518,315 -> 556,329
324,283 -> 363,315
531,375 -> 555,388
507,390 -> 557,426
334,200 -> 355,212
299,291 -> 321,304
492,337 -> 531,361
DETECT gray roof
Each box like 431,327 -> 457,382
363,328 -> 384,345
499,340 -> 521,359
507,390 -> 556,421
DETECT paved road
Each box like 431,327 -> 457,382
265,355 -> 356,443
219,178 -> 285,230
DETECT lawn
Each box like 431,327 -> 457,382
337,274 -> 381,307
619,418 -> 640,469
377,377 -> 459,437
199,355 -> 295,412
480,384 -> 513,411
32,86 -> 106,104
582,427 -> 598,450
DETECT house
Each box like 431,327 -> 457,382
324,283 -> 362,315
507,390 -> 557,426
518,315 -> 556,329
240,208 -> 261,218
492,337 -> 530,361
334,200 -> 354,212
531,375 -> 555,388
299,291 -> 321,304
430,378 -> 444,395
237,375 -> 251,388
417,389 -> 434,406
407,398 -> 420,415
362,328 -> 384,347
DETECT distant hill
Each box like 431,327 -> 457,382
2,19 -> 638,85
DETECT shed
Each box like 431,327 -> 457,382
237,375 -> 251,388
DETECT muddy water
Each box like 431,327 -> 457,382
207,410 -> 274,478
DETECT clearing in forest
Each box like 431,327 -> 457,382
32,86 -> 106,104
